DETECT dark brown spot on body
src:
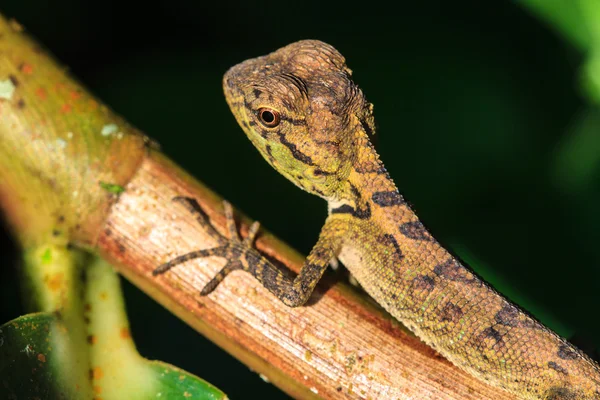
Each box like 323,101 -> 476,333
494,303 -> 540,329
399,221 -> 432,241
413,275 -> 435,291
8,75 -> 18,86
331,202 -> 371,219
372,191 -> 404,207
495,304 -> 519,327
474,326 -> 505,353
482,326 -> 502,343
548,361 -> 569,375
557,344 -> 579,360
440,302 -> 463,323
17,99 -> 25,109
433,259 -> 476,284
378,233 -> 404,262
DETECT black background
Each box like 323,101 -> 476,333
1,1 -> 599,398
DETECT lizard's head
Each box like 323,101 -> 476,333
223,40 -> 373,199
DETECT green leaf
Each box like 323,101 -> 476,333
517,0 -> 600,103
0,312 -> 83,399
1,255 -> 227,400
0,312 -> 227,400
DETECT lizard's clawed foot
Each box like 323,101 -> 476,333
152,197 -> 261,296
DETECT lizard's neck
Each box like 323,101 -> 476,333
333,135 -> 399,209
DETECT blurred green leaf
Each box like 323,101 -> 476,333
552,110 -> 600,191
0,312 -> 85,399
0,255 -> 227,400
518,0 -> 600,103
0,313 -> 226,400
516,0 -> 591,50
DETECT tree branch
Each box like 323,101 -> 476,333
97,152 -> 517,399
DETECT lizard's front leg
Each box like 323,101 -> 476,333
153,197 -> 347,307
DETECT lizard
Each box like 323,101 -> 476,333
154,40 -> 600,399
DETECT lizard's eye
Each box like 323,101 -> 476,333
258,108 -> 280,128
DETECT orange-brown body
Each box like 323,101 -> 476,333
223,40 -> 600,399
338,140 -> 600,399
161,40 -> 600,399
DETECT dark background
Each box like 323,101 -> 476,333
1,1 -> 599,398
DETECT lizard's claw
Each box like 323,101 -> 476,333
199,259 -> 242,295
153,198 -> 262,296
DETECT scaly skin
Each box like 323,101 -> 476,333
157,41 -> 600,399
